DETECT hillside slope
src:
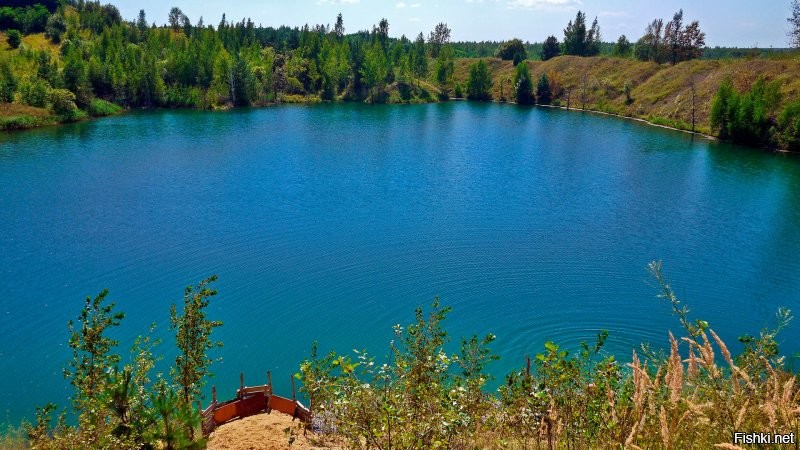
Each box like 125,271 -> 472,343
454,55 -> 800,135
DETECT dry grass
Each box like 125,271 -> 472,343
453,55 -> 800,135
0,102 -> 52,118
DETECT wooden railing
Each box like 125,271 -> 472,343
198,371 -> 312,436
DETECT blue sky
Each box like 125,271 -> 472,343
112,0 -> 794,48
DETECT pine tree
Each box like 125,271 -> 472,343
514,62 -> 533,105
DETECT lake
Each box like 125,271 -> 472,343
1,102 -> 799,425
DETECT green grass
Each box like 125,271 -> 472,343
87,99 -> 122,117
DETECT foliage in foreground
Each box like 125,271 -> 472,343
300,262 -> 800,449
25,277 -> 222,450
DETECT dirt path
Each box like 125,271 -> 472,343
205,411 -> 341,450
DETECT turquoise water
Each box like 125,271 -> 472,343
1,102 -> 799,425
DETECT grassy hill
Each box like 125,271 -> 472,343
453,55 -> 800,136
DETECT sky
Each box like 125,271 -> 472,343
111,0 -> 795,48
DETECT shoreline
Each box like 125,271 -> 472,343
2,100 -> 796,155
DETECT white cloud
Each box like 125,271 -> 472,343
410,3 -> 422,7
507,0 -> 580,9
397,1 -> 407,7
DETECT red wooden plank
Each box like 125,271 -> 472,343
213,402 -> 239,424
268,395 -> 297,416
236,393 -> 268,418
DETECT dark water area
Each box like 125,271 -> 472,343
1,102 -> 799,425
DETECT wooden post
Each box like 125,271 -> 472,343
240,372 -> 245,391
212,385 -> 217,404
291,375 -> 297,402
268,371 -> 273,391
526,355 -> 531,379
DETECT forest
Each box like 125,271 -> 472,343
1,0 -> 800,150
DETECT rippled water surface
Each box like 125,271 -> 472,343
2,102 -> 799,423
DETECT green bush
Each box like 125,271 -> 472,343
301,263 -> 799,449
48,88 -> 77,116
6,29 -> 21,49
17,77 -> 49,107
0,114 -> 42,130
466,59 -> 492,101
536,73 -> 551,105
777,100 -> 800,151
711,77 -> 781,146
87,98 -> 122,117
514,61 -> 533,105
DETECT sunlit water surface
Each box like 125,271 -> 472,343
1,102 -> 799,425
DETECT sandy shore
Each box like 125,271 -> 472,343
205,411 -> 341,450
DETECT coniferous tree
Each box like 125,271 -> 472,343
541,35 -> 560,61
514,61 -> 533,105
334,13 -> 344,38
613,35 -> 631,57
170,276 -> 223,409
536,73 -> 551,105
466,59 -> 492,101
411,32 -> 427,85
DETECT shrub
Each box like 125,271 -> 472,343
6,28 -> 21,48
536,73 -> 551,105
87,98 -> 122,117
0,58 -> 16,102
514,61 -> 533,105
301,263 -> 800,449
453,82 -> 463,99
466,59 -> 492,101
48,88 -> 77,116
17,77 -> 49,107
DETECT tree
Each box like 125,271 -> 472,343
613,35 -> 631,57
168,7 -> 184,32
65,290 -> 125,418
563,11 -> 587,56
410,32 -> 427,85
6,29 -> 21,49
0,58 -> 16,102
541,35 -> 559,61
466,59 -> 492,101
586,17 -> 601,56
536,73 -> 551,105
136,9 -> 147,33
44,13 -> 66,43
428,22 -> 450,57
434,44 -> 454,97
791,0 -> 800,48
513,61 -> 533,105
361,40 -> 389,99
170,276 -> 223,409
334,13 -> 344,38
563,11 -> 600,57
496,38 -> 527,65
635,11 -> 704,64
